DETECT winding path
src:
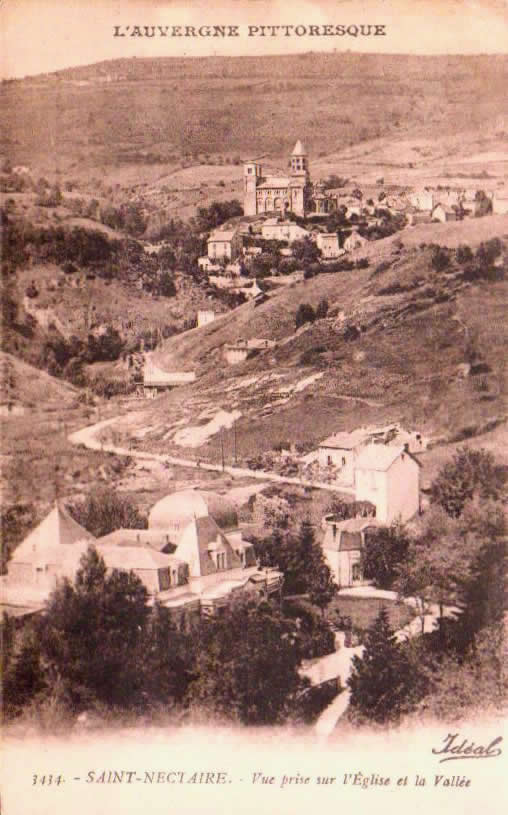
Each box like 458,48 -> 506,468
68,417 -> 355,494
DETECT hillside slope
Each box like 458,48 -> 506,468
2,53 -> 507,184
105,216 -> 507,463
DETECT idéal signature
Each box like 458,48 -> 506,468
432,733 -> 503,763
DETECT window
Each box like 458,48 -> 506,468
352,563 -> 362,582
327,455 -> 332,466
342,456 -> 346,466
247,167 -> 252,174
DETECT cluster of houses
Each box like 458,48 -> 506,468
316,425 -> 423,588
1,490 -> 283,621
195,139 -> 507,283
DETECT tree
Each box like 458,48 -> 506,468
38,546 -> 149,709
157,271 -> 177,298
69,488 -> 148,537
316,298 -> 329,319
187,597 -> 306,725
394,507 -> 469,636
273,521 -> 337,611
2,625 -> 47,718
292,237 -> 321,265
361,522 -> 411,590
143,603 -> 195,706
430,447 -> 505,518
347,607 -> 421,724
455,499 -> 507,644
295,302 -> 316,329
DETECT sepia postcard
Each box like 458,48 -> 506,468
0,1 -> 507,814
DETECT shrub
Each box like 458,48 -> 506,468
295,303 -> 316,328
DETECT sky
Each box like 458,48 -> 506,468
1,0 -> 507,78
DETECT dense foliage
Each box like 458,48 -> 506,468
69,488 -> 148,537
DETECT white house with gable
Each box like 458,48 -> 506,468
354,444 -> 421,524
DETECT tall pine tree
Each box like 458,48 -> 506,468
347,607 -> 421,724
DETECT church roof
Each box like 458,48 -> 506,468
11,502 -> 94,562
291,139 -> 307,156
257,176 -> 290,189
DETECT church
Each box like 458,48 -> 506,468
243,140 -> 336,217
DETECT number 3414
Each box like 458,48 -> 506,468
32,775 -> 64,786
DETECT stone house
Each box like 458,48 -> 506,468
318,430 -> 370,486
207,227 -> 242,261
354,445 -> 421,524
321,516 -> 380,588
343,229 -> 368,252
431,203 -> 457,223
493,191 -> 508,215
316,232 -> 342,259
261,218 -> 310,243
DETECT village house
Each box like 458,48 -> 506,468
198,256 -> 222,272
316,232 -> 343,259
142,359 -> 196,398
321,516 -> 380,588
493,190 -> 508,215
261,218 -> 310,243
408,189 -> 435,212
207,227 -> 242,261
223,338 -> 276,365
197,310 -> 216,327
432,203 -> 457,223
406,209 -> 433,226
354,444 -> 421,524
343,228 -> 368,252
318,429 -> 370,486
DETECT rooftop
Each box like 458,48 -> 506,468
291,139 -> 307,156
320,429 -> 368,450
10,502 -> 94,562
355,444 -> 408,471
208,229 -> 238,242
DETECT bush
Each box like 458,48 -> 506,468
431,246 -> 450,272
316,298 -> 329,319
295,303 -> 316,328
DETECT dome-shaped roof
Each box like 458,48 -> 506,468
148,489 -> 238,534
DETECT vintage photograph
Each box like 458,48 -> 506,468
0,1 -> 507,813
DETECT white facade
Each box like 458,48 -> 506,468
197,310 -> 216,327
321,517 -> 379,588
261,219 -> 310,243
344,230 -> 367,252
207,229 -> 242,261
355,445 -> 421,524
318,430 -> 369,486
493,193 -> 508,215
316,232 -> 342,259
432,203 -> 457,223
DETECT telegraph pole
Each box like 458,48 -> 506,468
220,427 -> 225,472
233,421 -> 237,466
